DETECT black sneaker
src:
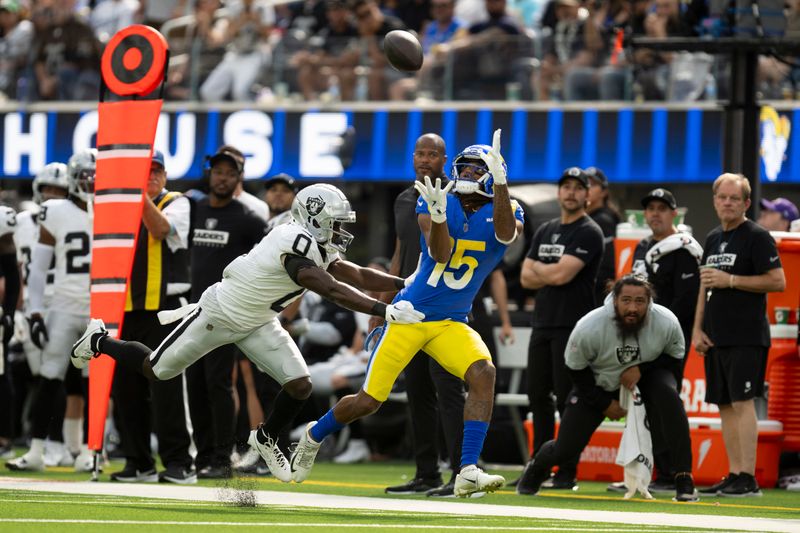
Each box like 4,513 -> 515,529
517,459 -> 551,496
699,473 -> 739,495
426,482 -> 456,498
649,477 -> 676,494
720,473 -> 762,498
385,476 -> 442,495
197,465 -> 232,479
159,465 -> 197,485
606,481 -> 627,493
541,471 -> 577,490
110,466 -> 158,483
673,473 -> 699,502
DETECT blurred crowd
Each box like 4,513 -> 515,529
1,0 -> 799,103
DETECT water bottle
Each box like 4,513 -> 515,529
355,73 -> 368,102
328,75 -> 341,103
704,74 -> 717,102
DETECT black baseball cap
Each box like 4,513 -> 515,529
208,145 -> 245,173
585,166 -> 608,188
265,173 -> 298,192
641,188 -> 677,210
558,166 -> 589,188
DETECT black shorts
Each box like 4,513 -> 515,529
64,363 -> 85,396
704,345 -> 767,405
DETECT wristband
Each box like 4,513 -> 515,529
394,277 -> 405,290
729,275 -> 735,289
371,301 -> 388,317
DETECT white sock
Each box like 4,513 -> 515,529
64,418 -> 83,456
29,438 -> 45,457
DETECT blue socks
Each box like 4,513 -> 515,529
310,408 -> 345,443
460,420 -> 489,468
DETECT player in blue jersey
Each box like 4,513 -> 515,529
289,130 -> 524,497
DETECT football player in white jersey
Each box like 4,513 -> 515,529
0,202 -> 20,460
13,162 -> 73,467
15,163 -> 70,369
6,149 -> 95,473
73,184 -> 425,482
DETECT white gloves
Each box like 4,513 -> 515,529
479,129 -> 507,186
289,318 -> 310,336
414,175 -> 454,224
385,300 -> 425,324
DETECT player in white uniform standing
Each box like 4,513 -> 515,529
0,202 -> 20,461
13,162 -> 74,467
6,149 -> 95,472
72,184 -> 425,481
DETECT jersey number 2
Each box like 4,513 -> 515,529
65,232 -> 90,274
427,238 -> 486,290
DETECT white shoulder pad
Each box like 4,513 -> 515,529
272,223 -> 318,259
37,199 -> 69,235
0,206 -> 16,238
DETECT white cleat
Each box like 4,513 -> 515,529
290,422 -> 321,483
247,428 -> 291,482
454,465 -> 505,498
5,451 -> 45,472
74,448 -> 103,473
44,442 -> 74,467
333,439 -> 370,464
71,319 -> 107,369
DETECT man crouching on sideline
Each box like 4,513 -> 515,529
517,275 -> 699,502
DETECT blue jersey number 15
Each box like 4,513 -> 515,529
427,238 -> 486,290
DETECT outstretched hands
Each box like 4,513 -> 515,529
479,129 -> 507,186
414,175 -> 454,224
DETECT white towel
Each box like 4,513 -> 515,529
157,303 -> 198,325
615,386 -> 654,500
645,233 -> 703,273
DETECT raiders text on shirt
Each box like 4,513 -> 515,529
193,228 -> 230,247
538,244 -> 565,258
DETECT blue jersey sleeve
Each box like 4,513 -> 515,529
512,200 -> 525,224
415,195 -> 428,215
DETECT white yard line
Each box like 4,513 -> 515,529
0,519 -> 691,531
1,478 -> 797,532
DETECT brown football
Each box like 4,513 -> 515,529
384,30 -> 423,72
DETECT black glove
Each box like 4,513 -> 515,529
0,312 -> 13,345
29,314 -> 48,350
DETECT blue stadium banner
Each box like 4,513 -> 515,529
1,103 -> 797,183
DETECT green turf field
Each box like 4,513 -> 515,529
2,457 -> 799,531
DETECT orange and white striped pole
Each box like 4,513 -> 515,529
89,25 -> 168,474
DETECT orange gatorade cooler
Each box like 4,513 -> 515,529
614,223 -> 652,278
767,232 -> 800,326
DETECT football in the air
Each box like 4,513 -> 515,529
384,30 -> 423,72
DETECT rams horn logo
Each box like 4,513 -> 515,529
760,106 -> 791,182
306,196 -> 325,216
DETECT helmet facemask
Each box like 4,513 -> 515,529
453,157 -> 493,197
451,144 -> 499,198
291,184 -> 357,254
67,149 -> 97,204
73,168 -> 95,202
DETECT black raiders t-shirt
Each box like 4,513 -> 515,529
527,215 -> 604,328
633,237 -> 699,346
190,198 -> 268,301
701,220 -> 781,347
590,206 -> 620,302
394,175 -> 449,278
394,185 -> 422,278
